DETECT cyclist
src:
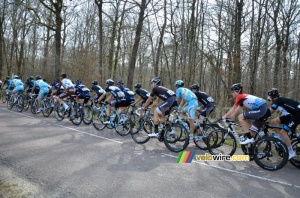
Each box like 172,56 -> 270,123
75,79 -> 90,106
190,84 -> 215,122
32,75 -> 51,113
98,79 -> 127,124
220,83 -> 270,144
7,75 -> 24,104
133,83 -> 152,107
24,76 -> 39,97
90,80 -> 106,110
175,80 -> 198,139
267,89 -> 290,131
4,76 -> 12,90
268,88 -> 298,159
55,73 -> 75,112
116,80 -> 135,123
142,77 -> 178,137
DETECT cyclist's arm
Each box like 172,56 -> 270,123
222,105 -> 241,119
134,96 -> 142,106
143,96 -> 153,110
98,92 -> 106,102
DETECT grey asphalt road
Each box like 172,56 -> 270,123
0,103 -> 299,198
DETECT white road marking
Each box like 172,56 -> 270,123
162,153 -> 300,189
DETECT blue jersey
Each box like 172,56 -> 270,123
176,87 -> 197,103
8,79 -> 23,89
34,79 -> 50,89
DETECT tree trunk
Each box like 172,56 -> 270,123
127,0 -> 148,89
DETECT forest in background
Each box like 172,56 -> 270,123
1,0 -> 300,109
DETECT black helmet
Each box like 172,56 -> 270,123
92,80 -> 98,85
134,83 -> 141,89
268,88 -> 280,97
106,79 -> 114,86
190,84 -> 200,91
36,75 -> 42,80
175,80 -> 184,87
75,79 -> 82,85
117,80 -> 124,86
230,83 -> 243,93
151,77 -> 161,85
61,73 -> 67,78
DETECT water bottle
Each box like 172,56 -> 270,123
258,131 -> 264,139
272,133 -> 284,143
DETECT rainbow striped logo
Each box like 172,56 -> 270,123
176,151 -> 196,163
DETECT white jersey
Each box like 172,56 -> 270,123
276,106 -> 290,116
61,78 -> 74,89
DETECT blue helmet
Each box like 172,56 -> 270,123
175,80 -> 184,87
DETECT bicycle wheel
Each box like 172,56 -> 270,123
164,123 -> 189,153
71,106 -> 83,125
23,96 -> 30,111
16,95 -> 24,112
31,99 -> 38,114
130,115 -> 151,144
194,125 -> 216,150
115,113 -> 132,136
92,110 -> 108,130
289,139 -> 300,169
2,93 -> 7,103
83,106 -> 93,125
42,100 -> 52,117
7,96 -> 14,110
253,136 -> 288,171
54,104 -> 65,121
207,130 -> 237,156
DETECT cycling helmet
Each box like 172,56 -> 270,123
150,77 -> 161,85
61,73 -> 67,78
190,84 -> 200,91
117,80 -> 124,86
92,80 -> 98,85
29,76 -> 34,80
6,76 -> 10,80
134,83 -> 141,89
175,80 -> 184,87
36,75 -> 42,80
75,79 -> 82,85
230,83 -> 243,93
12,75 -> 19,79
268,88 -> 280,97
106,79 -> 114,86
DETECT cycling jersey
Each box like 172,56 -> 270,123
234,94 -> 266,110
150,86 -> 175,101
34,79 -> 50,89
75,84 -> 90,94
105,86 -> 125,99
120,86 -> 135,103
8,79 -> 24,94
176,87 -> 197,102
271,97 -> 300,115
194,91 -> 214,105
135,88 -> 150,101
90,85 -> 106,96
61,78 -> 74,89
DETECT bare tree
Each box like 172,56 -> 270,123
127,0 -> 150,89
